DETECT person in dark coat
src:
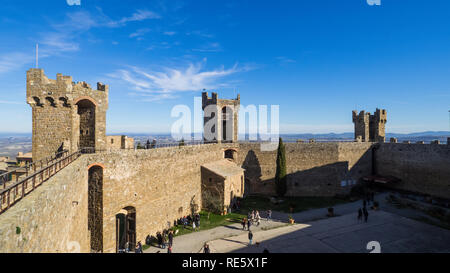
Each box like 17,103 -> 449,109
363,207 -> 369,222
358,208 -> 363,222
242,218 -> 247,230
157,232 -> 163,248
247,218 -> 252,230
135,241 -> 143,253
168,230 -> 174,247
248,231 -> 253,245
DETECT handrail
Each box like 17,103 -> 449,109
0,150 -> 81,215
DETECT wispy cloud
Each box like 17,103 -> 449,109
192,42 -> 222,52
276,56 -> 296,65
108,59 -> 253,101
0,52 -> 35,74
129,28 -> 151,38
163,31 -> 176,36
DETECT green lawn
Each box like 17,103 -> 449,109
239,195 -> 351,214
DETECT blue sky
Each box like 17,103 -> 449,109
0,0 -> 449,134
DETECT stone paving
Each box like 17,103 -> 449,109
145,192 -> 450,253
208,210 -> 450,253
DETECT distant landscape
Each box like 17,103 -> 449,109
1,131 -> 448,160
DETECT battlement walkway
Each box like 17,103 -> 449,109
0,150 -> 82,215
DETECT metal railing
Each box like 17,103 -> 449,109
0,150 -> 81,215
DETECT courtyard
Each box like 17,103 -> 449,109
145,193 -> 450,253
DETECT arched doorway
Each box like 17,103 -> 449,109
116,206 -> 136,253
76,99 -> 96,151
88,165 -> 103,253
222,106 -> 233,142
224,149 -> 237,162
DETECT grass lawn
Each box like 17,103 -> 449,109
239,195 -> 352,214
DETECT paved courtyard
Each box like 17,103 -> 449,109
208,210 -> 450,253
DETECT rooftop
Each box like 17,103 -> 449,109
202,159 -> 244,179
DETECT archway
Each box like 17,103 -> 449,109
224,149 -> 237,161
76,99 -> 96,151
222,106 -> 233,142
88,165 -> 103,253
116,206 -> 136,253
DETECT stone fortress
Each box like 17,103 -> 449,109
0,69 -> 449,253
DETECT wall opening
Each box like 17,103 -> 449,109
88,165 -> 103,253
77,99 -> 96,150
224,149 -> 236,161
116,206 -> 136,253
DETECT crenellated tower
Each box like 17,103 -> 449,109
27,68 -> 108,161
202,92 -> 240,143
352,108 -> 387,143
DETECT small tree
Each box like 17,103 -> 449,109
136,142 -> 144,149
275,137 -> 287,197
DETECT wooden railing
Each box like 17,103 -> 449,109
0,150 -> 82,215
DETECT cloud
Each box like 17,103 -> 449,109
129,28 -> 151,38
276,56 -> 296,65
117,10 -> 161,25
192,42 -> 222,52
0,52 -> 35,74
163,31 -> 176,36
108,60 -> 253,101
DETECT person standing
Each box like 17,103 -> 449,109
168,230 -> 174,247
167,245 -> 172,253
248,231 -> 253,246
203,243 -> 210,253
242,218 -> 247,230
363,207 -> 369,223
135,241 -> 143,253
157,232 -> 163,249
357,208 -> 363,222
267,209 -> 272,221
247,219 -> 252,231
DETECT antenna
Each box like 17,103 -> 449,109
35,44 -> 39,68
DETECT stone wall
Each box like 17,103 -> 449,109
84,143 -> 232,253
237,142 -> 373,197
0,156 -> 90,253
376,143 -> 450,199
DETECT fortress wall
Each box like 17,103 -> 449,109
237,142 -> 373,197
0,157 -> 90,253
376,143 -> 450,199
85,143 -> 231,253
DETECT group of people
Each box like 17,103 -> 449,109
177,213 -> 201,231
119,241 -> 143,253
358,192 -> 375,223
156,230 -> 174,253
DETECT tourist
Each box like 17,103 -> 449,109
135,241 -> 143,253
192,219 -> 196,231
162,233 -> 167,249
183,216 -> 188,229
363,207 -> 369,223
247,218 -> 252,230
124,241 -> 130,253
267,209 -> 272,221
157,232 -> 163,248
167,245 -> 172,253
168,230 -> 174,247
203,243 -> 210,253
358,208 -> 363,222
248,231 -> 253,246
242,218 -> 247,230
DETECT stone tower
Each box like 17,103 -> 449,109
27,69 -> 108,162
202,92 -> 240,143
369,108 -> 387,142
352,108 -> 387,143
